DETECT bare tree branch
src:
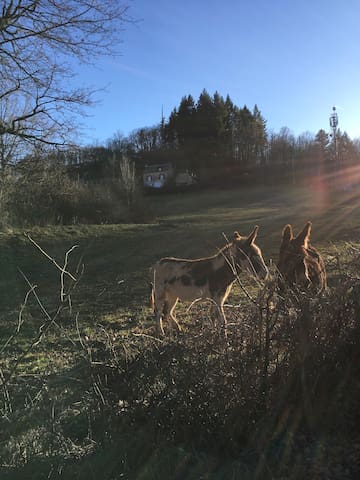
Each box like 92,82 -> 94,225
0,0 -> 132,165
0,240 -> 82,391
24,233 -> 78,282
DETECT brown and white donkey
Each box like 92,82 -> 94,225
150,226 -> 268,336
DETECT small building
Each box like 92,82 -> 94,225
143,163 -> 198,190
175,170 -> 198,188
143,163 -> 174,189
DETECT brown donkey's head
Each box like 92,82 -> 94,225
277,221 -> 326,291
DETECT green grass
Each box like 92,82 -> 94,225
1,184 -> 360,478
2,184 -> 360,318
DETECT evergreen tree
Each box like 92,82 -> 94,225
235,105 -> 253,167
128,89 -> 268,176
223,95 -> 238,163
194,89 -> 216,139
175,96 -> 195,144
315,129 -> 329,156
252,105 -> 267,165
213,91 -> 227,139
164,108 -> 178,148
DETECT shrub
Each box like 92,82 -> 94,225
94,282 -> 360,452
86,255 -> 360,478
0,157 -> 151,226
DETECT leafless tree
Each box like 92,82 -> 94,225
119,154 -> 136,208
0,0 -> 131,167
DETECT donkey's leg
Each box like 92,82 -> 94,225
166,297 -> 181,331
218,303 -> 228,336
209,302 -> 219,327
212,298 -> 227,336
155,309 -> 165,336
216,288 -> 231,336
154,294 -> 166,336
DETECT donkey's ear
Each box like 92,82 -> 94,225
246,225 -> 259,244
295,221 -> 312,246
282,224 -> 293,244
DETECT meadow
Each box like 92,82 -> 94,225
1,184 -> 360,479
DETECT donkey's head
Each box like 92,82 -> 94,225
278,221 -> 326,289
232,226 -> 268,280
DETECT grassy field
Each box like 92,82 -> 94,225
1,184 -> 359,326
1,184 -> 360,479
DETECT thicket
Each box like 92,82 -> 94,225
0,154 -> 149,227
1,242 -> 360,479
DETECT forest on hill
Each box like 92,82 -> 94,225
64,89 -> 360,188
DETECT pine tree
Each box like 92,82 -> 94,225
176,95 -> 196,145
252,105 -> 267,165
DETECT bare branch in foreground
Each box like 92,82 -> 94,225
0,240 -> 81,391
24,233 -> 78,282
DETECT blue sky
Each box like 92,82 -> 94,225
77,0 -> 360,145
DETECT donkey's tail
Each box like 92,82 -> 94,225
149,266 -> 156,312
149,281 -> 155,311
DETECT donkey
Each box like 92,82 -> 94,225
150,226 -> 268,336
277,221 -> 327,291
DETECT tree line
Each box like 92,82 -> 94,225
104,89 -> 268,176
70,90 -> 360,188
3,88 -> 359,187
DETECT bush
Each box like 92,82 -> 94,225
0,158 -> 151,226
95,283 -> 360,451
85,258 -> 360,478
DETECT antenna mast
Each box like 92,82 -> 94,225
329,106 -> 339,167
